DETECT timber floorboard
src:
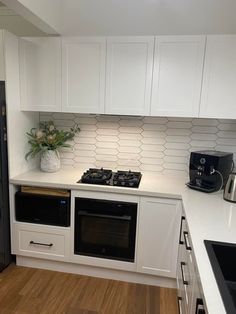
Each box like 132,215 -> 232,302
0,264 -> 178,314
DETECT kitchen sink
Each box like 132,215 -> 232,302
205,240 -> 236,314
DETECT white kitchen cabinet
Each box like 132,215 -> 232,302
151,36 -> 205,117
62,37 -> 106,113
0,30 -> 5,80
200,35 -> 236,119
19,37 -> 61,112
177,214 -> 208,314
137,197 -> 182,278
12,222 -> 71,262
105,37 -> 154,115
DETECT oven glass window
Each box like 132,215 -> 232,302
74,197 -> 137,262
81,216 -> 130,248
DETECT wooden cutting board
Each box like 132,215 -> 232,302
21,186 -> 70,197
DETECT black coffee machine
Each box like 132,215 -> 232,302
186,150 -> 234,193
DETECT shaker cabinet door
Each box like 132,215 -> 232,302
62,37 -> 106,114
151,36 -> 205,117
200,35 -> 236,119
105,37 -> 154,115
19,37 -> 62,112
137,197 -> 182,278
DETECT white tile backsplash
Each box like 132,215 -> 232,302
39,113 -> 236,174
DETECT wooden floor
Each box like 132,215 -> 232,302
0,264 -> 178,314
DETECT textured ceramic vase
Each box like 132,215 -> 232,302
40,150 -> 61,173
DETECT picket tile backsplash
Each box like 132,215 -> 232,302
40,113 -> 236,175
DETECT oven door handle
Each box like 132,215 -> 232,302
78,211 -> 131,221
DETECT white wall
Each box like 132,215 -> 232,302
0,30 -> 4,79
4,30 -> 39,178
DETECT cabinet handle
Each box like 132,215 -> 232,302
177,296 -> 183,314
29,240 -> 53,247
183,231 -> 192,251
195,298 -> 205,314
179,216 -> 185,245
180,262 -> 188,285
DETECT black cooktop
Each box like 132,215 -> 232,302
78,168 -> 142,188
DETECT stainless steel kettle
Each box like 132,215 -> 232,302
224,173 -> 236,203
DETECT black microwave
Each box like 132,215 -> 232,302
15,191 -> 70,227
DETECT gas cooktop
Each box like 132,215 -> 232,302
78,168 -> 142,188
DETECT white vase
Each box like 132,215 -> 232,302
40,150 -> 61,173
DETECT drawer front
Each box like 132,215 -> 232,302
177,215 -> 196,313
19,229 -> 66,258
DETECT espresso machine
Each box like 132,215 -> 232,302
186,150 -> 233,193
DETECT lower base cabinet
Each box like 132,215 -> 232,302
11,186 -> 183,282
177,215 -> 207,314
12,222 -> 71,262
137,197 -> 182,278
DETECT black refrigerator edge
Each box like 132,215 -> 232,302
0,81 -> 11,271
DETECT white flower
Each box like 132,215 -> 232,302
49,124 -> 55,132
36,130 -> 44,139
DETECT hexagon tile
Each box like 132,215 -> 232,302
40,113 -> 236,176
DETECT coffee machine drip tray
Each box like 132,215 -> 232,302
186,181 -> 217,193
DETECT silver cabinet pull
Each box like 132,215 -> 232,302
177,296 -> 183,314
180,262 -> 188,285
183,231 -> 192,251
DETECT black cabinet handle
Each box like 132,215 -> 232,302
179,216 -> 185,245
195,298 -> 205,314
29,240 -> 53,247
183,231 -> 192,251
180,262 -> 188,285
177,296 -> 183,314
78,210 -> 131,221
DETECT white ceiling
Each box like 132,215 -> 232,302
57,0 -> 236,35
0,2 -> 46,36
2,0 -> 236,36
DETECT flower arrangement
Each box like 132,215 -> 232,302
25,121 -> 80,160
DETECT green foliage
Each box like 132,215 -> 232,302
25,121 -> 80,160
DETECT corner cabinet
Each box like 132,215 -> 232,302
200,35 -> 236,119
105,37 -> 154,115
151,36 -> 205,117
61,37 -> 106,114
137,197 -> 182,278
19,37 -> 62,112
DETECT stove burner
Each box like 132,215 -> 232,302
113,170 -> 142,187
78,168 -> 142,188
80,168 -> 112,185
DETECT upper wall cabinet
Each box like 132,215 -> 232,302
62,37 -> 106,114
19,37 -> 61,112
0,30 -> 5,80
200,35 -> 236,119
105,37 -> 154,116
151,36 -> 205,117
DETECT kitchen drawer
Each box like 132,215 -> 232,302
13,223 -> 70,261
177,216 -> 197,313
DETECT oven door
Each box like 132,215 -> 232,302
74,197 -> 137,262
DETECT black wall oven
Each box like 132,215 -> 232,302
74,197 -> 137,262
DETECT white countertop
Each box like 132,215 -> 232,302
10,168 -> 236,314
